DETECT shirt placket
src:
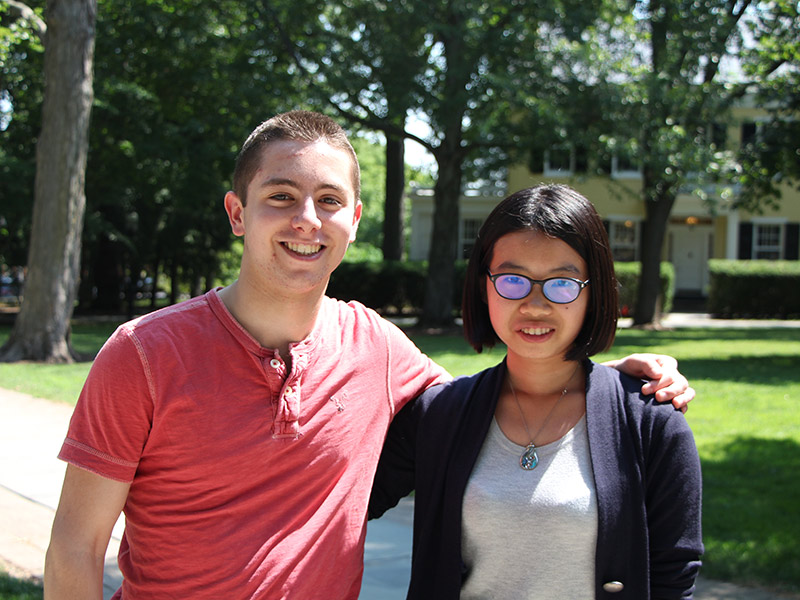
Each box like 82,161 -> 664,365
265,352 -> 305,439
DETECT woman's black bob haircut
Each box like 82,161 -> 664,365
462,184 -> 618,360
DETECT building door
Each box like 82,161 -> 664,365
670,225 -> 712,296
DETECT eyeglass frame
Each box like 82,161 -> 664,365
486,270 -> 590,304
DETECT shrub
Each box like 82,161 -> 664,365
615,262 -> 675,318
328,260 -> 467,314
328,260 -> 426,313
708,260 -> 800,318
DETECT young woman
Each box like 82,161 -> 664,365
369,184 -> 703,599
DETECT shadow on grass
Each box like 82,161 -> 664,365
701,436 -> 800,593
614,327 -> 800,345
677,355 -> 800,385
611,327 -> 800,385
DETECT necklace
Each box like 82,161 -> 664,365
508,365 -> 579,471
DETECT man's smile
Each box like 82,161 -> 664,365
283,241 -> 323,256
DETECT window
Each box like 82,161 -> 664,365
711,122 -> 727,148
741,122 -> 758,146
753,223 -> 782,259
545,147 -> 572,175
574,146 -> 588,173
543,144 -> 588,176
612,149 -> 639,178
461,218 -> 483,259
608,220 -> 639,261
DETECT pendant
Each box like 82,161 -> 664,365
520,443 -> 539,470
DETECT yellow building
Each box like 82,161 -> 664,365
408,102 -> 800,298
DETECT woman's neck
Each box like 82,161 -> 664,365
505,354 -> 583,398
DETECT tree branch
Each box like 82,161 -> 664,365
259,0 -> 435,153
1,0 -> 46,43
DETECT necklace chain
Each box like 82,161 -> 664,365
508,364 -> 580,470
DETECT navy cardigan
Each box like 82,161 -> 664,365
369,360 -> 703,599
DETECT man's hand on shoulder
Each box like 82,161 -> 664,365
605,353 -> 694,412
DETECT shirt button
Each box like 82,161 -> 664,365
269,358 -> 281,369
603,581 -> 624,593
284,386 -> 293,395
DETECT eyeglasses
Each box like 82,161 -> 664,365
487,270 -> 590,304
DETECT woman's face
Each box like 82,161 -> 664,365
486,229 -> 589,364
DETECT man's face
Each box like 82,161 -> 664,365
224,139 -> 362,296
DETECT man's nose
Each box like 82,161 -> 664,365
292,197 -> 322,232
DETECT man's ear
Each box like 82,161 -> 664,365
224,191 -> 245,237
349,200 -> 363,243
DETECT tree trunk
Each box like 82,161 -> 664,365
632,182 -> 676,326
420,144 -> 463,327
632,5 -> 674,328
150,260 -> 161,310
0,0 -> 97,363
91,236 -> 124,312
382,134 -> 405,261
169,260 -> 179,305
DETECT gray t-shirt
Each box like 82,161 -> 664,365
461,414 -> 598,599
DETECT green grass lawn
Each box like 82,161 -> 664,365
1,321 -> 799,594
0,320 -> 117,404
0,568 -> 42,600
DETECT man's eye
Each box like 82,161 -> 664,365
320,196 -> 341,206
270,193 -> 292,202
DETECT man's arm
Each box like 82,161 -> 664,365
605,353 -> 695,412
44,464 -> 130,600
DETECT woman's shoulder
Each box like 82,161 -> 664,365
588,361 -> 687,425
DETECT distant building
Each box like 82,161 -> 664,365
408,100 -> 800,298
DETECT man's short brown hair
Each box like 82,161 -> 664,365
233,111 -> 361,205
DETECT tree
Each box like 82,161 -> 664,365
0,0 -> 45,270
0,0 -> 96,362
567,0 -> 799,326
271,0 -> 600,325
262,0 -> 430,261
75,0 -> 302,313
2,0 -> 309,324
735,0 -> 800,209
80,0 -> 255,313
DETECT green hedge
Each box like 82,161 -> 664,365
708,260 -> 800,318
329,259 -> 674,317
327,260 -> 425,313
615,261 -> 675,318
328,261 -> 468,313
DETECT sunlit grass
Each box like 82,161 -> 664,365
0,320 -> 118,404
1,320 -> 799,592
0,568 -> 42,600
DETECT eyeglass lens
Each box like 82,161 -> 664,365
492,274 -> 583,303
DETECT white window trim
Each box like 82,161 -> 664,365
611,154 -> 641,179
751,218 -> 786,260
606,216 -> 641,261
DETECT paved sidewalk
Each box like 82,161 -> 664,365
2,312 -> 799,598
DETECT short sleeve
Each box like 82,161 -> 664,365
59,326 -> 155,482
382,318 -> 450,414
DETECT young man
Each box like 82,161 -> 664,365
44,111 -> 693,599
